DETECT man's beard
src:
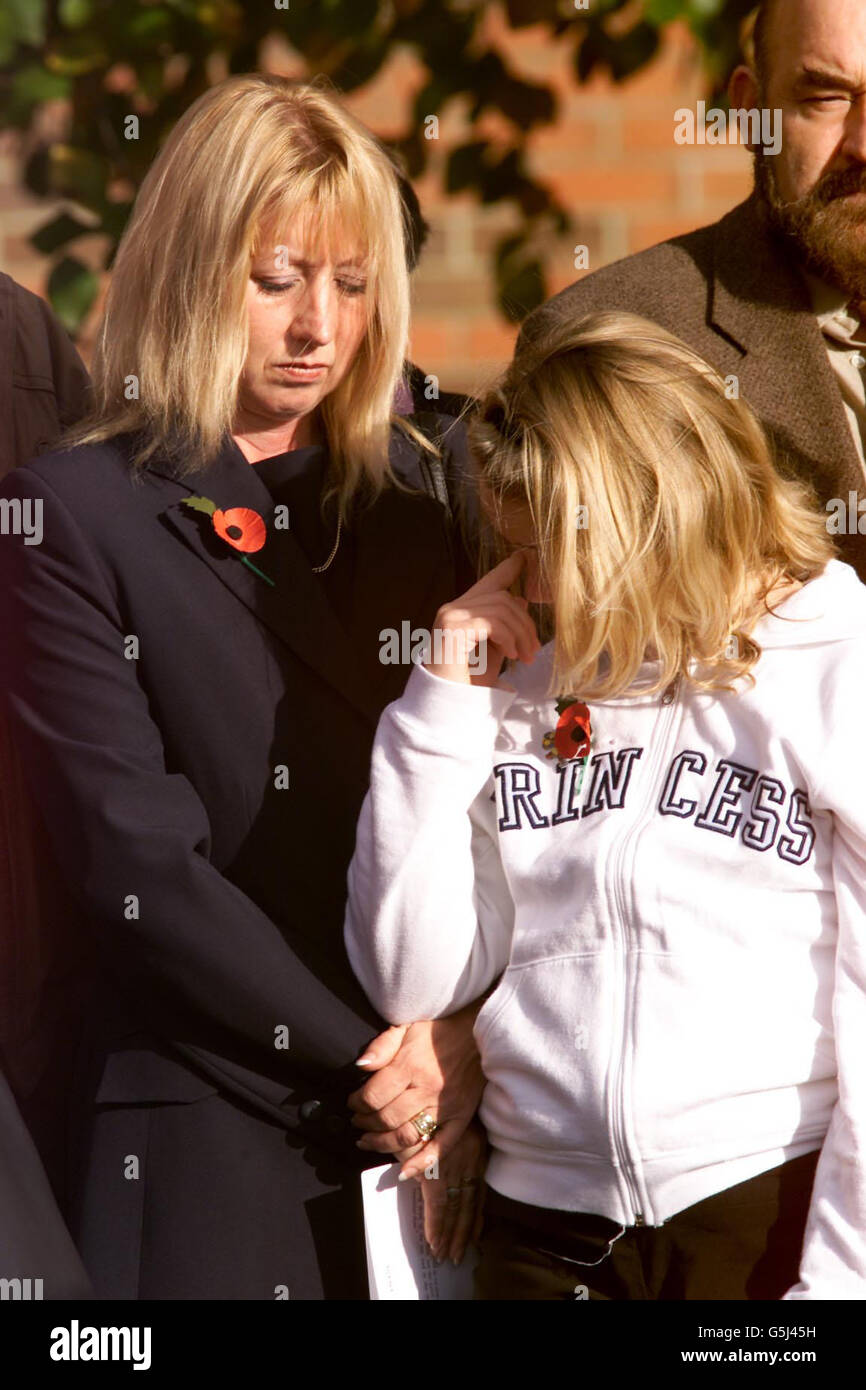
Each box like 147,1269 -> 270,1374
755,147 -> 866,302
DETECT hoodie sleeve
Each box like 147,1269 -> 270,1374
345,659 -> 517,1023
783,649 -> 866,1300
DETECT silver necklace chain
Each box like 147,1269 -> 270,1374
311,513 -> 342,573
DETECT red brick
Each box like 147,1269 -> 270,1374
409,319 -> 467,364
626,218 -> 697,252
468,319 -> 519,360
702,168 -> 754,203
546,167 -> 678,206
622,115 -> 686,150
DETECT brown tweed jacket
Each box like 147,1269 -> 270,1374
521,192 -> 866,580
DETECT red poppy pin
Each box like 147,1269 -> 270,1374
542,697 -> 592,763
182,495 -> 275,587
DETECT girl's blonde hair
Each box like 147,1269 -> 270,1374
469,309 -> 834,700
67,74 -> 412,511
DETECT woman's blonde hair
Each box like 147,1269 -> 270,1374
470,309 -> 834,700
67,73 -> 412,510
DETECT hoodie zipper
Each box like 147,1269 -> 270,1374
607,676 -> 681,1226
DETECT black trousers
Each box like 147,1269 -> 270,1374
474,1150 -> 821,1301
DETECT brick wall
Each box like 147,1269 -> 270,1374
0,19 -> 753,395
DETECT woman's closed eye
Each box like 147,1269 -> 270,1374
252,276 -> 367,297
336,277 -> 367,296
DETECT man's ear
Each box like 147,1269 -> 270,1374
729,63 -> 761,114
729,63 -> 763,152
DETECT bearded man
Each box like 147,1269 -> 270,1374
522,0 -> 866,578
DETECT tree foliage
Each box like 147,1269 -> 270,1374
0,0 -> 758,331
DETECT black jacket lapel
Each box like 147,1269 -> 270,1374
151,440 -> 385,727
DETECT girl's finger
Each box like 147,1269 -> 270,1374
442,601 -> 534,666
461,550 -> 527,598
437,591 -> 540,666
475,606 -> 539,665
354,1024 -> 408,1072
481,595 -> 541,663
458,591 -> 540,657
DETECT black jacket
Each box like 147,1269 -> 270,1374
0,271 -> 90,481
0,271 -> 92,1298
0,1070 -> 91,1298
0,418 -> 472,1299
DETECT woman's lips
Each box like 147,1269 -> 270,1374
273,362 -> 328,381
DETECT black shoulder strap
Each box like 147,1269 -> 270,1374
409,411 -> 454,521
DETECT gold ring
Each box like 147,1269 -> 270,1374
410,1110 -> 439,1142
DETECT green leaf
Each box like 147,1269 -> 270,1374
46,255 -> 99,334
607,22 -> 662,81
136,58 -> 167,102
644,0 -> 689,22
98,201 -> 134,247
0,0 -> 47,49
44,33 -> 110,77
45,144 -> 108,205
445,142 -> 488,195
690,0 -> 727,17
302,0 -> 379,39
488,74 -> 556,130
1,66 -> 71,126
504,0 -> 562,31
127,7 -> 177,45
495,236 -> 545,323
182,495 -> 217,516
31,210 -> 95,255
575,18 -> 661,83
58,0 -> 95,29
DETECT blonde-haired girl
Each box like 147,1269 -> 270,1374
346,310 -> 866,1300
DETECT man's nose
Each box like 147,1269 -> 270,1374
841,96 -> 866,164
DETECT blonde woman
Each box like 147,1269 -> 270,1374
346,310 -> 866,1300
0,74 -> 487,1300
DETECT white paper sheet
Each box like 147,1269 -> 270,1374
361,1162 -> 477,1300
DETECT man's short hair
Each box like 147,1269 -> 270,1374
751,0 -> 777,87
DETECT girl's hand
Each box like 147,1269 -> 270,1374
416,1119 -> 488,1265
425,552 -> 541,688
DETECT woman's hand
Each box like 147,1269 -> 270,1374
350,1004 -> 485,1174
425,551 -> 541,687
417,1119 -> 488,1265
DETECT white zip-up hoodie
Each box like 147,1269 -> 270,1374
345,559 -> 866,1299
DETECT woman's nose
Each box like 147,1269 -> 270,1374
291,281 -> 335,346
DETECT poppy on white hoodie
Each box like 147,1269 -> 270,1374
346,558 -> 866,1300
